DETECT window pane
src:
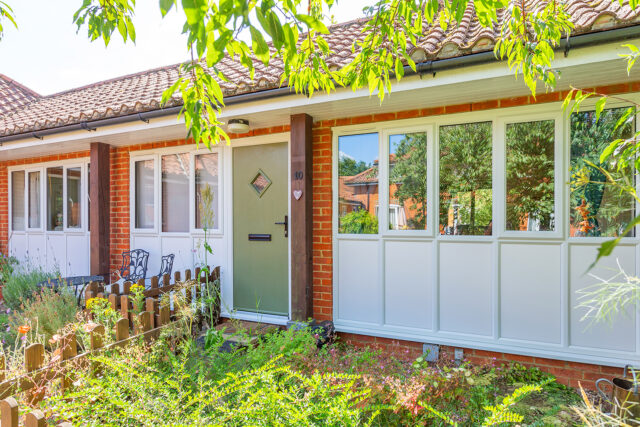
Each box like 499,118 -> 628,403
28,171 -> 40,228
195,153 -> 219,229
570,108 -> 635,237
506,120 -> 555,231
162,153 -> 190,232
11,171 -> 25,231
87,165 -> 90,231
338,133 -> 379,234
389,132 -> 427,230
439,122 -> 492,235
135,160 -> 155,229
46,167 -> 63,231
66,167 -> 82,228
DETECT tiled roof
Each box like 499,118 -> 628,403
0,74 -> 39,116
1,0 -> 640,138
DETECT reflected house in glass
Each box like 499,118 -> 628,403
3,3 -> 640,386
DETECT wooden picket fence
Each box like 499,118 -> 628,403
0,266 -> 220,427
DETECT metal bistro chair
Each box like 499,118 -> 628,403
157,254 -> 175,279
119,249 -> 149,283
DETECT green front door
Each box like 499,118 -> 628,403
233,142 -> 289,315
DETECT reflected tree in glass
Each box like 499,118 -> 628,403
338,133 -> 379,234
570,108 -> 635,237
389,132 -> 427,230
439,122 -> 492,235
506,120 -> 555,231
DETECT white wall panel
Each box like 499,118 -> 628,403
337,239 -> 381,324
500,243 -> 562,344
384,240 -> 433,329
26,234 -> 46,267
9,235 -> 27,264
569,244 -> 636,353
45,234 -> 66,275
439,242 -> 493,336
66,234 -> 90,276
160,236 -> 193,274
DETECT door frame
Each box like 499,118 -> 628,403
223,132 -> 292,325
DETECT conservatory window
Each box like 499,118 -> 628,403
505,120 -> 555,232
46,167 -> 64,231
28,171 -> 41,229
67,167 -> 82,229
161,153 -> 190,232
389,132 -> 427,230
569,107 -> 635,237
11,171 -> 25,231
338,133 -> 379,234
439,122 -> 493,236
195,153 -> 219,230
135,160 -> 155,229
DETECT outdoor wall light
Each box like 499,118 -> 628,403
227,118 -> 250,133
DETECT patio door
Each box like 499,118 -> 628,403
232,142 -> 289,315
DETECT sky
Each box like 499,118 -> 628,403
0,0 -> 371,96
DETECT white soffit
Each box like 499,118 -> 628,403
0,37 -> 638,160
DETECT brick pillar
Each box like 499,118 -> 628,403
90,142 -> 111,276
290,114 -> 314,321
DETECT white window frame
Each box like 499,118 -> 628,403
381,125 -> 434,236
62,163 -> 86,233
333,126 -> 381,239
192,148 -> 223,235
9,159 -> 90,235
497,111 -> 564,239
130,145 -> 224,237
25,167 -> 44,232
566,99 -> 639,242
130,154 -> 159,234
8,169 -> 27,234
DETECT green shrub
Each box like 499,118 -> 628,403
42,345 -> 375,426
339,209 -> 378,234
10,287 -> 78,345
3,262 -> 57,311
0,253 -> 18,286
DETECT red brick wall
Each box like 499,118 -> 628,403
339,333 -> 623,390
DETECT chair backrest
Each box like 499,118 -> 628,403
121,249 -> 149,282
157,254 -> 175,278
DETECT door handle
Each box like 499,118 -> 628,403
274,215 -> 288,238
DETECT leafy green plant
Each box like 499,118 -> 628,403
339,209 -> 378,234
42,346 -> 377,426
3,261 -> 57,311
0,253 -> 17,286
10,287 -> 77,345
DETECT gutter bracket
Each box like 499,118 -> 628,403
32,133 -> 43,140
137,113 -> 150,124
80,122 -> 97,132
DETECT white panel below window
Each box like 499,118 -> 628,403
500,243 -> 562,344
66,234 -> 90,276
45,234 -> 66,276
384,240 -> 433,329
569,244 -> 636,353
439,242 -> 493,336
337,239 -> 381,324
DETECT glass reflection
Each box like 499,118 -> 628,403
338,133 -> 379,234
389,132 -> 427,230
439,122 -> 492,235
505,120 -> 555,231
570,108 -> 635,237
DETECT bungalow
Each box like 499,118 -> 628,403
2,1 -> 640,387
